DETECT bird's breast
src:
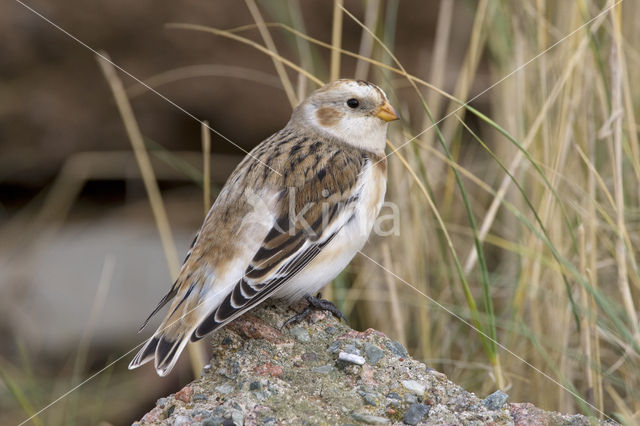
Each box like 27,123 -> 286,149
355,154 -> 387,237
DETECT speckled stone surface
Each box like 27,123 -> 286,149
134,304 -> 614,425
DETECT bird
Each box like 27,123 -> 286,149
128,79 -> 398,376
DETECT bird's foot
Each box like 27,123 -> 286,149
282,293 -> 346,328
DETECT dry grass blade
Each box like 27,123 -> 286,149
609,3 -> 639,341
245,0 -> 298,106
381,244 -> 406,346
586,114 -> 604,415
330,0 -> 344,81
354,0 -> 380,80
610,2 -> 640,192
439,0 -> 487,145
422,0 -> 454,146
202,121 -> 211,213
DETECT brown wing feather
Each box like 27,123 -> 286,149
191,135 -> 370,339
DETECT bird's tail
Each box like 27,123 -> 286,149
128,318 -> 195,377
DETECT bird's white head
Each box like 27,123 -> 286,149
290,79 -> 398,153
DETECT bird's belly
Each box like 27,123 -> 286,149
273,163 -> 386,303
274,225 -> 366,302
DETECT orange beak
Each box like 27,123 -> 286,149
375,101 -> 399,122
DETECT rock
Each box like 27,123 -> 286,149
214,384 -> 234,395
289,326 -> 310,342
342,363 -> 361,375
192,393 -> 208,402
401,379 -> 426,396
360,364 -> 377,386
351,412 -> 390,424
343,343 -> 361,355
483,390 -> 509,410
385,340 -> 409,358
359,390 -> 381,406
165,405 -> 175,417
169,415 -> 191,426
364,342 -> 385,365
141,406 -> 163,423
174,385 -> 193,403
387,392 -> 402,401
202,417 -> 225,426
403,403 -> 430,425
226,314 -> 284,342
300,351 -> 317,362
404,393 -> 418,404
201,364 -> 212,376
508,402 -> 618,425
230,407 -> 244,425
324,326 -> 337,335
135,304 -> 613,425
253,363 -> 283,378
311,364 -> 334,374
309,309 -> 329,323
338,351 -> 366,365
327,340 -> 341,354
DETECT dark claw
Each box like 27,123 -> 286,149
281,293 -> 346,328
304,294 -> 346,321
281,306 -> 313,329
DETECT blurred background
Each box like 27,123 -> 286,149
2,0 -> 639,424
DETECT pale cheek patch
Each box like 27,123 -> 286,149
316,107 -> 344,127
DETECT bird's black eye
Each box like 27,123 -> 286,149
346,98 -> 359,109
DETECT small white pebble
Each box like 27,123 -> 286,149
200,364 -> 211,376
338,351 -> 366,365
402,380 -> 426,396
215,383 -> 234,394
171,415 -> 192,426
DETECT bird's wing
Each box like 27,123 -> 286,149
192,149 -> 367,340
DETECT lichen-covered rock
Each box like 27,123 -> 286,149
134,304 -> 614,425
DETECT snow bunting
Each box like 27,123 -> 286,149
129,79 -> 398,376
